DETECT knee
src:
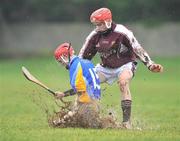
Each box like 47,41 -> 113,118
118,79 -> 128,92
119,79 -> 128,87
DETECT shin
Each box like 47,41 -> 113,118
118,70 -> 133,126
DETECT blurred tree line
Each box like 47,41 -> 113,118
0,0 -> 180,23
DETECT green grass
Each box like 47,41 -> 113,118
0,56 -> 180,141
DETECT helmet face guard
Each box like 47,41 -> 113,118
92,21 -> 112,32
58,55 -> 69,64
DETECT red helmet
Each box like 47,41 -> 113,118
90,8 -> 112,23
54,42 -> 74,62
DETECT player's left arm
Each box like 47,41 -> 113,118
133,46 -> 163,73
119,25 -> 163,73
123,29 -> 163,73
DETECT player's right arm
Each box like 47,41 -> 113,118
79,31 -> 97,59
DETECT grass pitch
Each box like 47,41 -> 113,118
0,56 -> 180,141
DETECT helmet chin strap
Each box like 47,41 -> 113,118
65,65 -> 69,70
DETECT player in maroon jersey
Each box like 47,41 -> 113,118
79,7 -> 163,129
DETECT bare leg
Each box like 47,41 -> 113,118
118,69 -> 133,129
118,69 -> 133,100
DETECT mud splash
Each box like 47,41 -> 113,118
48,100 -> 122,129
29,92 -> 122,129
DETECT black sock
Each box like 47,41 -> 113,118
121,100 -> 132,122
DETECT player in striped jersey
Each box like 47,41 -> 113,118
79,8 -> 163,129
54,42 -> 101,103
53,42 -> 101,128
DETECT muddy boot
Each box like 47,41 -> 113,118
122,121 -> 132,129
121,100 -> 132,129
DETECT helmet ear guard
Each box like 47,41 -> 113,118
104,20 -> 112,29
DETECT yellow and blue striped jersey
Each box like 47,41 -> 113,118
68,56 -> 101,103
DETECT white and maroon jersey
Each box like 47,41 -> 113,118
79,22 -> 153,68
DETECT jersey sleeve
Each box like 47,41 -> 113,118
116,24 -> 154,67
78,30 -> 97,60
